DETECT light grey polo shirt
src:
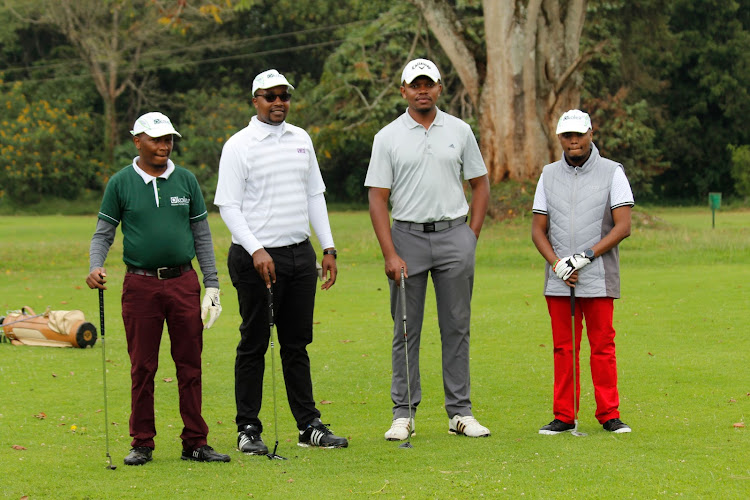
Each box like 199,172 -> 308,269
365,107 -> 487,223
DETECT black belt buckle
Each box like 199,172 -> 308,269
156,266 -> 181,280
423,222 -> 436,233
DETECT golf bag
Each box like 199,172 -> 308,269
1,306 -> 97,348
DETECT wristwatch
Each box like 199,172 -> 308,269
584,248 -> 595,260
323,249 -> 337,259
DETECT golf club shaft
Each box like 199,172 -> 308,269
267,286 -> 281,454
99,288 -> 114,467
400,268 -> 414,443
570,286 -> 578,429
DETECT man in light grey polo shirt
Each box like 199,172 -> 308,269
365,58 -> 491,440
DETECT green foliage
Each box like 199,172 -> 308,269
653,0 -> 750,200
729,144 -> 750,199
171,86 -> 253,206
0,79 -> 105,204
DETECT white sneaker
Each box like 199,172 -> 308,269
449,415 -> 490,437
384,417 -> 415,441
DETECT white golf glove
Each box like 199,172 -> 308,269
201,287 -> 222,329
553,257 -> 576,281
568,252 -> 592,271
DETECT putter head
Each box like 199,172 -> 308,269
571,421 -> 587,437
398,442 -> 413,449
106,465 -> 117,470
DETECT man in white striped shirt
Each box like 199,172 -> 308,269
215,69 -> 348,453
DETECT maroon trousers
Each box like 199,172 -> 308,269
546,296 -> 620,424
121,269 -> 208,450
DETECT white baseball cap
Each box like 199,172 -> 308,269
130,112 -> 181,137
556,109 -> 592,134
252,69 -> 295,95
401,58 -> 441,84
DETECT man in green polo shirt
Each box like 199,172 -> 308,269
85,112 -> 230,465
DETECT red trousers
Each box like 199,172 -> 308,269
121,269 -> 208,450
546,296 -> 620,424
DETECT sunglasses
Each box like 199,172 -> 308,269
255,92 -> 292,103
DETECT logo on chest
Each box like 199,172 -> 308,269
170,196 -> 190,206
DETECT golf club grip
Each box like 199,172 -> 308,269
267,288 -> 274,327
570,286 -> 575,316
400,268 -> 406,321
98,288 -> 105,338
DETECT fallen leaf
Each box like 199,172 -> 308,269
648,352 -> 654,356
361,354 -> 369,357
12,445 -> 27,450
340,339 -> 352,343
733,422 -> 745,428
60,301 -> 68,305
69,372 -> 75,376
286,479 -> 294,483
216,420 -> 223,424
163,377 -> 173,383
34,412 -> 46,420
539,344 -> 546,348
320,400 -> 332,405
51,373 -> 57,378
729,399 -> 737,403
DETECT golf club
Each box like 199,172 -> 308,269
266,284 -> 287,460
398,267 -> 414,449
98,287 -> 117,469
570,286 -> 587,437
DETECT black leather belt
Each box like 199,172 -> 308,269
395,216 -> 467,233
126,263 -> 192,280
277,238 -> 310,249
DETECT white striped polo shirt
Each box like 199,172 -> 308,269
214,116 -> 326,248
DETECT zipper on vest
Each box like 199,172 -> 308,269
570,166 -> 580,251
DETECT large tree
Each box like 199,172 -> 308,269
5,0 -> 230,164
408,0 -> 602,182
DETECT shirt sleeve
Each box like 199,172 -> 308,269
306,136 -> 326,197
191,218 -> 219,288
89,218 -> 117,271
98,176 -> 122,226
308,192 -> 334,250
364,132 -> 393,189
611,166 -> 635,209
461,125 -> 488,180
532,173 -> 547,214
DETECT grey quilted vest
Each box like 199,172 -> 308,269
542,144 -> 623,298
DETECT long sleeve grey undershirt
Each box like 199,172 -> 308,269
191,218 -> 219,288
88,218 -> 219,288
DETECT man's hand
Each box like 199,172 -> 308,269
553,257 -> 576,281
251,248 -> 275,287
568,252 -> 591,271
201,287 -> 222,329
86,268 -> 107,290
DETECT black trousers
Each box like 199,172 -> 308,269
227,241 -> 320,432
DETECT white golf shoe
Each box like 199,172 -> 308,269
384,417 -> 415,441
449,415 -> 491,437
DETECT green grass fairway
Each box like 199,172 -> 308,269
1,208 -> 748,498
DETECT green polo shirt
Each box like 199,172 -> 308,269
98,161 -> 208,269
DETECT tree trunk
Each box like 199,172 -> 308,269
409,0 -> 589,182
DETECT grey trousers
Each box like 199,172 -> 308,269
389,220 -> 477,419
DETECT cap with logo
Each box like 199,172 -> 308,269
401,58 -> 441,84
131,112 -> 182,138
252,69 -> 295,96
556,109 -> 592,135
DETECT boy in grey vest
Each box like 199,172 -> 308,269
531,109 -> 634,435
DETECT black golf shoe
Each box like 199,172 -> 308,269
124,446 -> 153,466
238,424 -> 268,455
539,419 -> 575,435
181,444 -> 231,462
298,418 -> 348,448
603,418 -> 632,433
